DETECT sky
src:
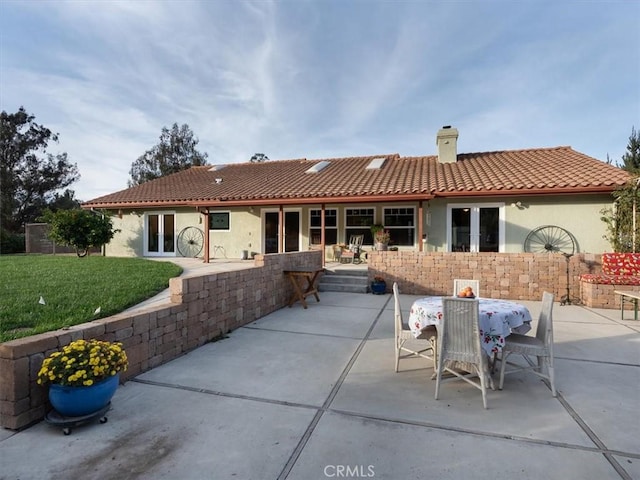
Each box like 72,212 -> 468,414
1,0 -> 639,202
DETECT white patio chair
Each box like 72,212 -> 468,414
435,297 -> 493,409
393,282 -> 436,372
498,291 -> 557,396
453,279 -> 480,297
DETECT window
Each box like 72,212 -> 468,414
346,208 -> 374,244
383,207 -> 415,246
209,212 -> 230,231
447,204 -> 504,252
310,209 -> 337,244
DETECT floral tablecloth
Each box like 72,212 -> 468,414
409,297 -> 532,357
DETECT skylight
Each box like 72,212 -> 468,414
305,161 -> 330,174
365,157 -> 386,170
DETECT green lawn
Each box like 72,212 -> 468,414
0,256 -> 183,343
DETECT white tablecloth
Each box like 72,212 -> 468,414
409,297 -> 532,356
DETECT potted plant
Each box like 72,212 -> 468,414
371,275 -> 387,295
37,339 -> 128,417
373,227 -> 390,251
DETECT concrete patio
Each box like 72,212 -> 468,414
1,289 -> 638,479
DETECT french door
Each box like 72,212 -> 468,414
263,210 -> 300,253
145,212 -> 176,256
448,204 -> 503,252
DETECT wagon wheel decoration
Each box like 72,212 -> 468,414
524,225 -> 576,255
177,227 -> 204,257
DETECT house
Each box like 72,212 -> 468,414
82,127 -> 630,260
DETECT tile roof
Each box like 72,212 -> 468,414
83,146 -> 630,208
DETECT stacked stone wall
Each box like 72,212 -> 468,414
0,251 -> 321,430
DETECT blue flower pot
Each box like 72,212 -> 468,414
371,281 -> 387,295
48,374 -> 120,417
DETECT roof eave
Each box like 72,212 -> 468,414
434,186 -> 620,198
81,193 -> 435,210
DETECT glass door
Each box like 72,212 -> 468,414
264,212 -> 279,254
448,204 -> 503,252
263,210 -> 301,253
284,211 -> 300,252
145,212 -> 175,256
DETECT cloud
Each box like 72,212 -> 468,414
1,0 -> 638,200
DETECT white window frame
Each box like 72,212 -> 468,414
383,205 -> 416,246
345,207 -> 375,244
309,208 -> 338,245
446,203 -> 505,252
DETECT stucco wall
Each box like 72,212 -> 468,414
103,194 -> 614,260
425,195 -> 613,253
0,251 -> 322,430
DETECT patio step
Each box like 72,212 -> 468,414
319,268 -> 369,294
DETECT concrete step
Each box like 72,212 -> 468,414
323,268 -> 368,277
320,274 -> 369,286
319,268 -> 369,294
318,283 -> 368,294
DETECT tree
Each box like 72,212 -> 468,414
250,153 -> 269,163
600,127 -> 640,252
39,208 -> 118,257
0,107 -> 80,233
48,189 -> 81,212
128,123 -> 209,186
621,126 -> 640,173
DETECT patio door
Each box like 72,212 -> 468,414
263,210 -> 300,253
145,212 -> 176,256
448,204 -> 503,252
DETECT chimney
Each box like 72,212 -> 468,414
436,125 -> 459,163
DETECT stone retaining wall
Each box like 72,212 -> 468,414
367,251 -> 600,301
0,251 -> 322,430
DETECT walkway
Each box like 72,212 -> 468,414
1,292 -> 638,479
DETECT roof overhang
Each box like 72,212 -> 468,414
433,186 -> 620,198
82,193 -> 435,210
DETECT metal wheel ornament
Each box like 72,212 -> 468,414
524,225 -> 576,255
177,227 -> 204,257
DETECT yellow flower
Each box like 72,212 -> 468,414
37,339 -> 128,387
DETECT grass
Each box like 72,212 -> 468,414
0,255 -> 183,343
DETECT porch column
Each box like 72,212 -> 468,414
278,205 -> 284,253
321,203 -> 326,265
203,209 -> 210,263
418,202 -> 424,252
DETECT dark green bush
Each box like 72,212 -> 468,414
0,229 -> 25,254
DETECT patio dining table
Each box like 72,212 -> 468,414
409,297 -> 533,357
